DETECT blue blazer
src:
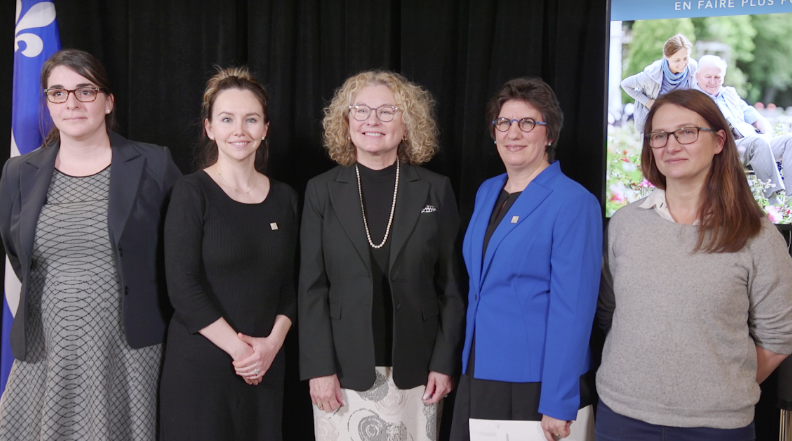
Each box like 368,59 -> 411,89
461,161 -> 602,420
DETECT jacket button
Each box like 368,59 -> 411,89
124,286 -> 129,295
474,295 -> 479,301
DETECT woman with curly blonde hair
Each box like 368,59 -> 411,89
299,70 -> 465,440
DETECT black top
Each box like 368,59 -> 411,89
482,189 -> 522,258
164,171 -> 298,344
357,162 -> 397,366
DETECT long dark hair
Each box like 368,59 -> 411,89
641,89 -> 763,253
195,66 -> 270,173
39,49 -> 117,146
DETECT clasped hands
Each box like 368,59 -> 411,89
230,333 -> 281,386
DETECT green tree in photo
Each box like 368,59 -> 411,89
747,14 -> 792,105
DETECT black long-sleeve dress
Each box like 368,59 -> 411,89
159,171 -> 298,441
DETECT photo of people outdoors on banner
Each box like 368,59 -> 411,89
606,2 -> 792,222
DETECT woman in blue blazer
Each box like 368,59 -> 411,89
450,78 -> 602,441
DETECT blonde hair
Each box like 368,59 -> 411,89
663,33 -> 692,58
196,66 -> 270,172
322,70 -> 439,166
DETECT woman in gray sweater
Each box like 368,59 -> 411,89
597,89 -> 792,440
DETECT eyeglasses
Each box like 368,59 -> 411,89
646,127 -> 716,149
492,117 -> 548,133
43,87 -> 103,104
349,104 -> 399,122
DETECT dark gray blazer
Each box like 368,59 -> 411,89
298,163 -> 466,391
0,131 -> 182,360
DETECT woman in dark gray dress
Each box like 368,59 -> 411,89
0,49 -> 180,440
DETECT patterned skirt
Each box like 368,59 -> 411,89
313,367 -> 441,441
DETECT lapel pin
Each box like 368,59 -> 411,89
270,222 -> 278,230
511,216 -> 519,223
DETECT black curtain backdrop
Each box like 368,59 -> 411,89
0,0 -> 779,439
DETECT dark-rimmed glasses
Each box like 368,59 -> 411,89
44,87 -> 103,104
349,104 -> 399,122
646,127 -> 715,149
492,117 -> 547,133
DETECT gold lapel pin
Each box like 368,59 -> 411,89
270,223 -> 278,230
511,216 -> 519,224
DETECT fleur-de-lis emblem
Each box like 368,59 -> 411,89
14,0 -> 56,58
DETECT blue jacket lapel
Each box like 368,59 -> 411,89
467,174 -> 506,291
479,163 -> 560,284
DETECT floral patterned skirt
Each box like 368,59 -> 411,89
313,367 -> 441,441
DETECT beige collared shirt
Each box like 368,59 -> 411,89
638,189 -> 699,225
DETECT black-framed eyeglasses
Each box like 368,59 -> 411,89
646,127 -> 716,149
492,117 -> 548,133
43,87 -> 103,104
348,104 -> 400,122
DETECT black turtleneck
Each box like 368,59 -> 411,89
357,161 -> 397,366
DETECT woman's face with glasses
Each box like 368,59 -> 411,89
650,103 -> 724,187
494,100 -> 551,175
348,84 -> 405,167
46,65 -> 112,142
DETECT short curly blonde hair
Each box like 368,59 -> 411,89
322,70 -> 439,166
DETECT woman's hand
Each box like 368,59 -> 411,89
646,98 -> 655,109
228,338 -> 257,385
541,415 -> 572,440
232,333 -> 283,385
310,374 -> 344,412
422,371 -> 454,404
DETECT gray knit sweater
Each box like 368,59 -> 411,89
597,199 -> 792,429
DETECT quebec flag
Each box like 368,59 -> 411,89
2,0 -> 60,396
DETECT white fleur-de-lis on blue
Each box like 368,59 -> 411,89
14,0 -> 56,58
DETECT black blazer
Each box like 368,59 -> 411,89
0,131 -> 182,360
298,163 -> 465,391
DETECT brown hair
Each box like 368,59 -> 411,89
39,49 -> 117,146
485,77 -> 563,160
641,89 -> 763,253
322,70 -> 439,166
663,34 -> 692,58
196,66 -> 270,173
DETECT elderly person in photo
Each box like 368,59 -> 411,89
695,54 -> 792,205
621,34 -> 698,133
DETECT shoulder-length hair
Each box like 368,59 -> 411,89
39,49 -> 118,147
322,70 -> 439,166
641,89 -> 763,253
195,66 -> 270,173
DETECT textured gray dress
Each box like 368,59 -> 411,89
0,167 -> 162,441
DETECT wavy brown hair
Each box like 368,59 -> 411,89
322,70 -> 439,166
485,77 -> 563,160
196,66 -> 270,172
641,89 -> 763,253
39,49 -> 118,147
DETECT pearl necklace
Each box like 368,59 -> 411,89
355,161 -> 399,249
217,169 -> 259,194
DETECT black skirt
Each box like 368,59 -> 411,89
450,336 -> 595,440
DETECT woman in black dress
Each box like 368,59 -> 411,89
159,67 -> 298,440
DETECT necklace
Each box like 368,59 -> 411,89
355,161 -> 399,249
217,169 -> 259,194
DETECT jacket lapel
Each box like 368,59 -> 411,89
388,164 -> 428,270
107,131 -> 144,247
328,165 -> 372,273
480,163 -> 559,283
468,174 -> 507,288
19,145 -> 59,261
